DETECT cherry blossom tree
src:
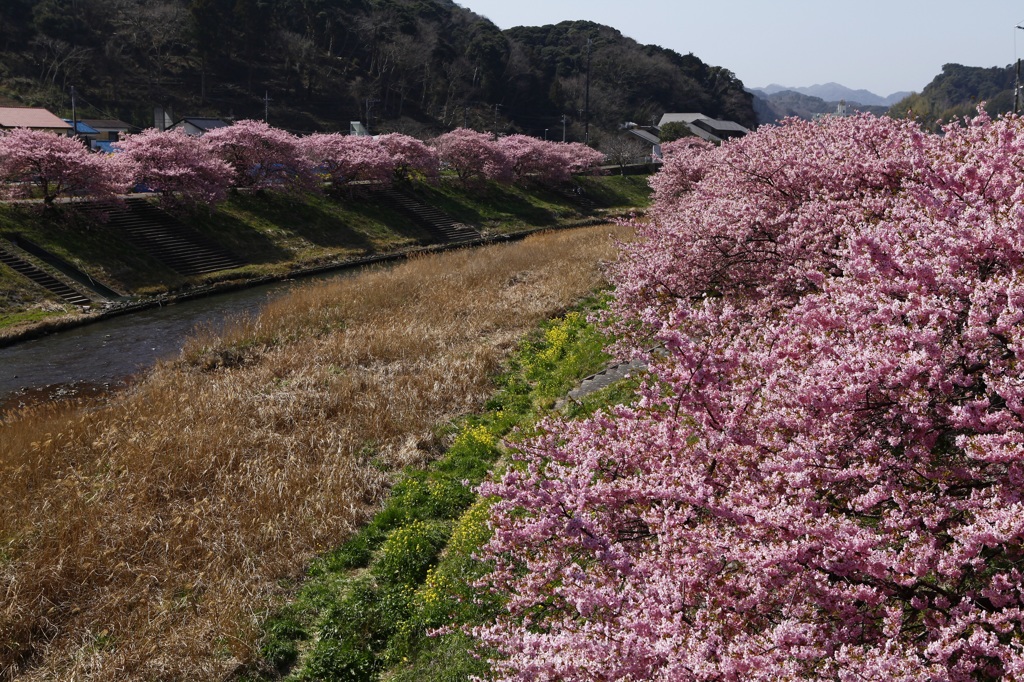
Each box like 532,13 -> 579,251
497,134 -> 565,185
561,141 -> 606,175
375,133 -> 439,184
0,128 -> 127,205
496,136 -> 607,186
202,119 -> 316,193
113,128 -> 230,207
475,112 -> 1024,681
301,132 -> 394,194
493,135 -> 600,186
432,128 -> 511,185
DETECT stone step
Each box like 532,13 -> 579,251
376,188 -> 480,244
0,245 -> 92,306
5,234 -> 123,301
76,199 -> 246,276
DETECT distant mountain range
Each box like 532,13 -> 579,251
751,83 -> 911,107
745,83 -> 912,125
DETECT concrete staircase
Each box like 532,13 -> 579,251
78,198 -> 245,275
376,188 -> 480,244
0,241 -> 93,306
6,233 -> 123,301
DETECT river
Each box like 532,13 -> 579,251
0,274 -> 334,413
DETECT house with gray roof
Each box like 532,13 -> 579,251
658,113 -> 750,144
625,126 -> 663,161
169,117 -> 231,137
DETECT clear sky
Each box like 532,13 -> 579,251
455,0 -> 1024,97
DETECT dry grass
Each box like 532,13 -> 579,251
0,225 -> 629,681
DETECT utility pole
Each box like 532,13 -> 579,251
584,37 -> 592,146
70,85 -> 78,140
1016,26 -> 1024,114
264,91 -> 272,123
562,114 -> 567,142
365,97 -> 380,134
1017,59 -> 1021,115
493,103 -> 501,140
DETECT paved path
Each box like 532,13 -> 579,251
559,345 -> 665,409
567,358 -> 648,402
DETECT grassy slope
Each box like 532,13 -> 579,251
0,175 -> 649,335
243,300 -> 644,682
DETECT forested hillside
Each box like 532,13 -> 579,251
889,62 -> 1016,128
0,0 -> 755,140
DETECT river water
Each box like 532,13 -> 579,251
0,275 -> 329,412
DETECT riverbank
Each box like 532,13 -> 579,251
0,225 -> 631,680
0,176 -> 650,344
0,217 -> 610,349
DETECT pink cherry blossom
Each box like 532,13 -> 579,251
113,127 -> 230,206
560,141 -> 606,176
376,132 -> 439,183
0,128 -> 127,205
475,112 -> 1024,681
202,119 -> 316,193
497,135 -> 568,185
432,128 -> 512,185
301,132 -> 394,192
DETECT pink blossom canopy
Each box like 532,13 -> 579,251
476,112 -> 1024,681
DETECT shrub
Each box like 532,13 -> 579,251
373,520 -> 450,588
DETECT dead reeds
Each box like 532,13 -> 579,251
0,225 -> 629,681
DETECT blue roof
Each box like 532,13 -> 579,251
91,140 -> 115,153
63,119 -> 99,134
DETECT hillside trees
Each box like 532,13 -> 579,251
890,63 -> 1016,129
475,112 -> 1024,680
0,1 -> 756,139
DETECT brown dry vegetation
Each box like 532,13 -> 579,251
0,225 -> 630,681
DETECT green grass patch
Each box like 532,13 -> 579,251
0,176 -> 650,335
577,173 -> 652,210
0,203 -> 186,294
410,173 -> 650,234
244,293 -> 646,682
0,306 -> 71,329
184,192 -> 433,266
